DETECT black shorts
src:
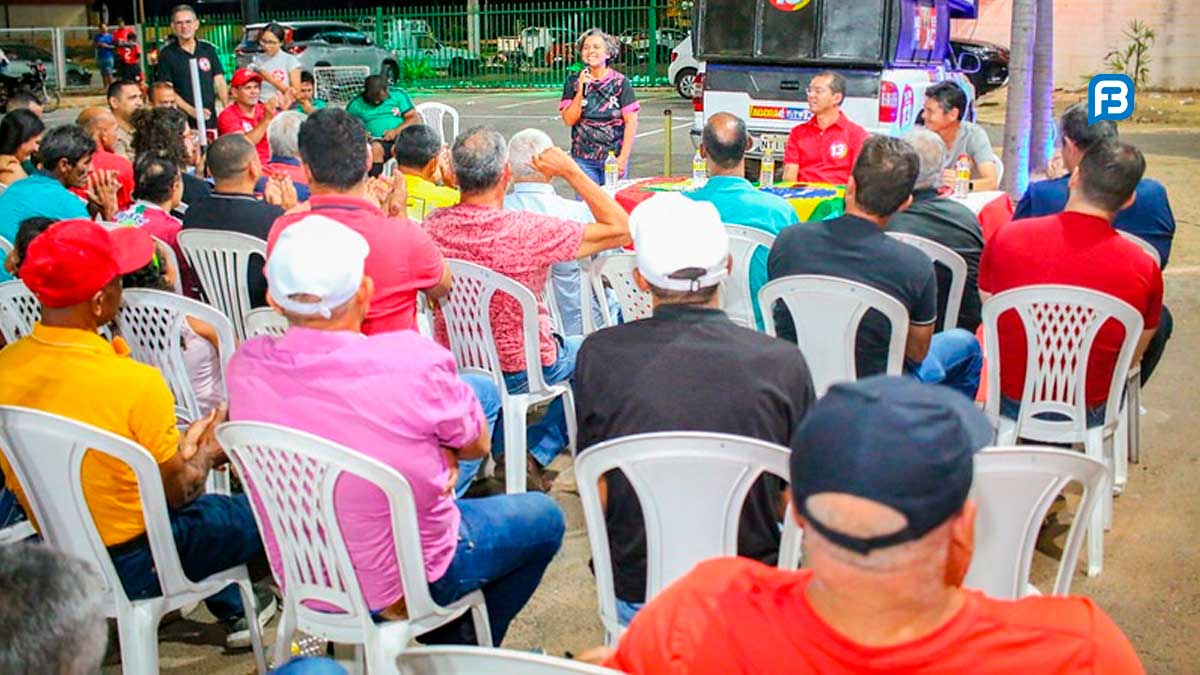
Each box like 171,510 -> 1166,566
116,61 -> 143,82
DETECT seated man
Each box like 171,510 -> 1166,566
292,70 -> 328,115
0,220 -> 273,649
597,376 -> 1142,673
887,128 -> 985,332
575,193 -> 815,626
393,123 -> 459,221
921,81 -> 998,192
689,112 -> 800,328
216,68 -> 281,167
781,71 -> 868,185
346,75 -> 419,174
150,81 -> 178,109
269,109 -> 452,336
183,134 -> 290,307
767,135 -> 982,398
424,127 -> 630,488
981,140 -> 1163,421
254,110 -> 311,202
229,215 -> 562,645
107,79 -> 144,161
75,106 -> 135,210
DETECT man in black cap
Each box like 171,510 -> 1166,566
595,376 -> 1142,674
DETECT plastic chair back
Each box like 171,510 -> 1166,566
0,236 -> 11,257
399,646 -> 622,674
723,224 -> 776,329
416,102 -> 461,146
590,252 -> 651,327
177,229 -> 267,342
0,279 -> 39,343
1117,230 -> 1162,268
244,307 -> 289,338
574,431 -> 800,644
150,235 -> 184,294
759,274 -> 909,397
966,446 -> 1106,598
886,231 -> 968,331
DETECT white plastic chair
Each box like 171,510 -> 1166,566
243,307 -> 289,338
574,431 -> 801,646
0,279 -> 39,343
1117,230 -> 1161,268
543,274 -> 566,336
438,260 -> 576,494
0,519 -> 35,544
217,421 -> 491,673
415,292 -> 435,340
398,646 -> 622,674
1116,229 -> 1160,471
416,102 -> 461,146
759,274 -> 909,397
722,224 -> 776,329
965,446 -> 1107,599
177,229 -> 268,342
0,236 -> 12,258
0,406 -> 267,675
982,285 -> 1143,578
885,231 -> 968,331
381,158 -> 398,178
589,252 -> 652,327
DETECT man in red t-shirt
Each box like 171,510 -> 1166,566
593,376 -> 1142,675
979,141 -> 1163,414
782,71 -> 869,186
111,18 -> 142,82
217,69 -> 278,166
73,107 -> 134,210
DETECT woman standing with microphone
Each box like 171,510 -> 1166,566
560,28 -> 640,185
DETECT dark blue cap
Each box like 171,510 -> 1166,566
789,376 -> 994,554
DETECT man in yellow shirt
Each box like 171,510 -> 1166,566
0,219 -> 274,649
393,123 -> 460,221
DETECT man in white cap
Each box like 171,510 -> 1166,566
573,193 -> 816,627
226,215 -> 564,646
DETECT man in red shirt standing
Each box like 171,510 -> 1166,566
781,71 -> 868,186
111,18 -> 142,83
595,376 -> 1143,675
74,107 -> 135,211
979,140 -> 1163,419
216,68 -> 278,166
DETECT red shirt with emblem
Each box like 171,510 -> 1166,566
216,103 -> 270,166
783,110 -> 869,185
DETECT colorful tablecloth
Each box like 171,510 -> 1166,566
615,177 -> 846,222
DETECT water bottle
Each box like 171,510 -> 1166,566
691,149 -> 707,188
954,154 -> 971,197
759,147 -> 776,188
604,151 -> 620,189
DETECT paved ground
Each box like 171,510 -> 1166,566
37,88 -> 1198,673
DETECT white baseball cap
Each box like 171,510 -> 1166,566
631,193 -> 729,292
266,215 -> 370,319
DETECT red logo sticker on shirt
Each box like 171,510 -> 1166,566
830,142 -> 849,160
392,107 -> 400,117
198,57 -> 211,72
243,121 -> 254,132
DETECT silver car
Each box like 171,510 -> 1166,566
236,21 -> 400,85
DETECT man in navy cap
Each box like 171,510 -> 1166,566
596,376 -> 1142,674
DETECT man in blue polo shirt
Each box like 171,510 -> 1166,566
687,113 -> 799,329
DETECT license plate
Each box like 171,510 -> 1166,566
754,133 -> 789,154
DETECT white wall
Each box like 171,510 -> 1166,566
4,4 -> 90,29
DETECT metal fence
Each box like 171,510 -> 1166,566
0,26 -> 119,94
143,0 -> 688,90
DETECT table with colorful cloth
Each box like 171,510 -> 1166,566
948,189 -> 1014,240
614,176 -> 846,222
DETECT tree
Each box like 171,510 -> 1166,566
1029,0 -> 1054,175
1000,0 -> 1036,198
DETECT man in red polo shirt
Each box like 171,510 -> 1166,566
217,68 -> 279,166
979,140 -> 1162,416
74,107 -> 134,210
268,108 -> 450,335
781,71 -> 868,186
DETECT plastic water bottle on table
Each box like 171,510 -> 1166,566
954,154 -> 971,197
691,149 -> 707,188
604,151 -> 620,190
759,146 -> 775,188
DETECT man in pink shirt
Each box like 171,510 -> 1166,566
423,127 -> 631,485
227,215 -> 564,645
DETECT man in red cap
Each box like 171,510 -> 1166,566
0,219 -> 275,649
216,68 -> 280,166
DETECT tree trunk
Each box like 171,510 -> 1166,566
1001,0 -> 1037,198
1029,0 -> 1055,175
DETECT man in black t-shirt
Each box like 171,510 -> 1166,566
155,4 -> 227,128
767,135 -> 982,399
574,193 -> 816,627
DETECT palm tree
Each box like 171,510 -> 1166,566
1029,0 -> 1055,175
1001,0 -> 1036,197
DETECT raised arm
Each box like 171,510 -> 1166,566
531,146 -> 630,257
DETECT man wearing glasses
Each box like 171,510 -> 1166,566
155,4 -> 228,128
781,71 -> 868,186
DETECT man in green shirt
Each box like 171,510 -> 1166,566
346,74 -> 419,175
291,71 -> 328,115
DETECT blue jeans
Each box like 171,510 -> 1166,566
108,493 -> 264,625
457,374 -> 502,498
495,335 -> 584,468
419,492 -> 564,646
272,657 -> 347,674
573,156 -> 627,187
616,598 -> 644,627
910,328 -> 983,399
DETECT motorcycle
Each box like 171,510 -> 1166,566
0,48 -> 61,113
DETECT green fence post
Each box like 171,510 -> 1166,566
648,0 -> 658,85
375,6 -> 384,47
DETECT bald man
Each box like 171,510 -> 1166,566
685,112 -> 799,329
75,107 -> 135,210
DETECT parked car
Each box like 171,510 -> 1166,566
519,27 -> 575,64
950,37 -> 1009,97
0,42 -> 92,88
236,21 -> 400,85
668,36 -> 700,99
394,28 -> 480,76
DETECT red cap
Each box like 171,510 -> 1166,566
20,219 -> 156,308
230,68 -> 262,88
